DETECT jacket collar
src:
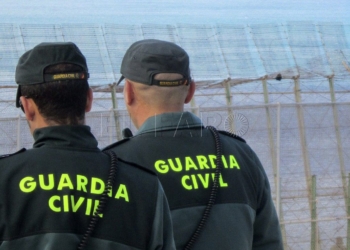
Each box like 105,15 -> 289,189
33,125 -> 99,150
137,112 -> 203,135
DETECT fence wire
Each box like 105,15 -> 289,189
0,21 -> 350,250
1,102 -> 350,249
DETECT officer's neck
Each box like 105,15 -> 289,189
131,105 -> 184,129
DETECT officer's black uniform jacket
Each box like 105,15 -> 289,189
104,112 -> 284,250
0,125 -> 175,250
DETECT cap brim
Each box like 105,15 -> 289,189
116,75 -> 125,86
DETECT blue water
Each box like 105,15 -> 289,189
1,0 -> 349,25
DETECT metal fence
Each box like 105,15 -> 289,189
1,102 -> 350,250
0,22 -> 349,89
0,21 -> 350,249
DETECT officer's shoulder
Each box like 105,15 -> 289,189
103,127 -> 135,151
0,148 -> 27,160
103,138 -> 130,151
217,130 -> 246,143
117,156 -> 157,176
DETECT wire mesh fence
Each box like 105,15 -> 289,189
0,21 -> 350,249
0,22 -> 349,88
1,102 -> 350,249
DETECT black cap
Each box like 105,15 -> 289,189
117,39 -> 191,86
15,42 -> 89,107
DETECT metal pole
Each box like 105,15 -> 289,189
347,173 -> 350,249
110,84 -> 122,141
328,76 -> 347,200
311,175 -> 317,250
275,102 -> 287,248
190,96 -> 198,116
294,77 -> 316,248
276,102 -> 281,219
224,80 -> 235,133
262,78 -> 278,186
294,77 -> 312,202
263,81 -> 287,247
108,108 -> 113,145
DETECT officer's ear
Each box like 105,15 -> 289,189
184,80 -> 195,104
20,96 -> 36,121
85,88 -> 93,112
124,80 -> 135,106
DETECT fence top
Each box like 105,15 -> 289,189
0,23 -> 349,90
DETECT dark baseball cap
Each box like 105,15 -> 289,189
15,42 -> 89,108
117,39 -> 191,86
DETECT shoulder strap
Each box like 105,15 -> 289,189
217,130 -> 246,143
77,150 -> 118,250
184,126 -> 222,250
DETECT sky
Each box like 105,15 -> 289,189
1,0 -> 349,25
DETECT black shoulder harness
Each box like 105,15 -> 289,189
217,130 -> 246,143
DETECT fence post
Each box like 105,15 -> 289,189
224,79 -> 235,133
311,175 -> 317,250
190,95 -> 198,116
294,79 -> 314,211
347,173 -> 350,249
262,78 -> 278,187
276,102 -> 281,218
328,76 -> 347,200
110,83 -> 122,141
276,102 -> 287,247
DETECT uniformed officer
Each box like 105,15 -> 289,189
104,39 -> 284,250
0,42 -> 175,250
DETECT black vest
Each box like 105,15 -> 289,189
104,127 -> 260,212
0,148 -> 158,249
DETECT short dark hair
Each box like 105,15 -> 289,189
20,63 -> 89,125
